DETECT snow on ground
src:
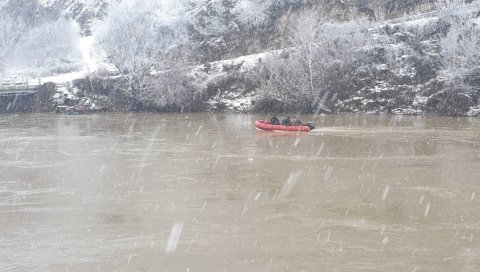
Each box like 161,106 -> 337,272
413,95 -> 428,107
38,0 -> 55,8
400,17 -> 437,28
206,50 -> 281,73
384,14 -> 438,29
33,36 -> 100,84
391,107 -> 422,115
467,106 -> 480,117
192,50 -> 283,111
207,91 -> 254,112
52,85 -> 78,101
190,50 -> 282,80
41,71 -> 87,85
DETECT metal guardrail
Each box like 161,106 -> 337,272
0,77 -> 42,96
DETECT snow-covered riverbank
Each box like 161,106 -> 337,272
3,2 -> 480,116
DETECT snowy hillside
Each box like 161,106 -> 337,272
3,0 -> 480,116
162,1 -> 480,116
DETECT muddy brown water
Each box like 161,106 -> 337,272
1,113 -> 480,271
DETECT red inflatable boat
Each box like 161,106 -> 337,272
255,120 -> 312,132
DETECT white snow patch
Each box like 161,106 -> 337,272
401,17 -> 438,28
376,64 -> 388,71
467,106 -> 480,117
38,0 -> 55,7
197,50 -> 282,75
53,86 -> 77,101
41,71 -> 87,85
392,107 -> 422,115
207,92 -> 255,112
413,96 -> 428,107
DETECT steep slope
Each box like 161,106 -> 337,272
182,2 -> 480,116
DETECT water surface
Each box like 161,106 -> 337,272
1,113 -> 480,271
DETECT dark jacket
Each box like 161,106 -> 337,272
271,116 -> 280,125
282,116 -> 291,126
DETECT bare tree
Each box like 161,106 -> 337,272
254,10 -> 328,112
372,0 -> 387,22
95,0 -> 190,101
96,15 -> 160,99
256,11 -> 379,112
95,0 -> 193,109
289,10 -> 324,98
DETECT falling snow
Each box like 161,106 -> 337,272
0,114 -> 479,271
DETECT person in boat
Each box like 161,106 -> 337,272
282,116 -> 292,126
270,114 -> 280,125
292,116 -> 302,126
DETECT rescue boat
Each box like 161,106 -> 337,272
255,120 -> 314,132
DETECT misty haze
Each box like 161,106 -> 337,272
1,0 -> 480,271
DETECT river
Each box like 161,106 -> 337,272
1,113 -> 480,271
